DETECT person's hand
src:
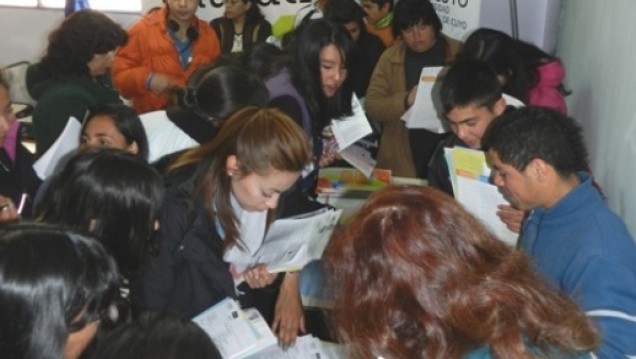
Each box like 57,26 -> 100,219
497,205 -> 526,233
319,133 -> 340,168
272,273 -> 305,346
0,195 -> 19,224
243,264 -> 276,289
319,151 -> 341,168
148,73 -> 179,95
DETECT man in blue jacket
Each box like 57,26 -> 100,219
483,106 -> 636,358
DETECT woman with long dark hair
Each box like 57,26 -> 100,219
38,149 -> 164,323
259,19 -> 354,198
459,28 -> 568,114
0,223 -> 119,359
325,186 -> 599,359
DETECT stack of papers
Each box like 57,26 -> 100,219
445,147 -> 518,246
193,298 -> 344,359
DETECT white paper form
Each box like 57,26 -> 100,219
330,95 -> 373,150
404,66 -> 446,132
447,147 -> 518,246
232,209 -> 342,274
140,110 -> 198,162
338,141 -> 376,178
242,335 -> 331,359
192,298 -> 277,359
456,176 -> 519,246
330,95 -> 376,177
33,117 -> 80,179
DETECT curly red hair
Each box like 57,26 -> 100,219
324,186 -> 598,359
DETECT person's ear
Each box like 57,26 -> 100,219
226,155 -> 240,176
244,0 -> 252,10
493,96 -> 506,116
127,141 -> 139,155
528,158 -> 549,182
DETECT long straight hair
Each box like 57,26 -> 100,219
287,19 -> 355,132
325,186 -> 599,359
459,28 -> 558,103
0,223 -> 118,359
38,149 -> 164,279
169,106 -> 311,251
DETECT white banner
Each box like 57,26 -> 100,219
431,0 -> 482,41
142,0 -> 308,37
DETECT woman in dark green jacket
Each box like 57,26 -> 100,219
27,10 -> 127,157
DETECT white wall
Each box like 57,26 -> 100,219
558,0 -> 636,235
430,0 -> 561,53
0,7 -> 139,65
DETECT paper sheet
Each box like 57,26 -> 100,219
33,117 -> 80,179
330,95 -> 372,150
140,110 -> 198,162
194,298 -> 337,359
404,66 -> 446,132
445,147 -> 519,246
231,209 -> 342,274
193,298 -> 277,359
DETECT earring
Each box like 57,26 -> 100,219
227,170 -> 235,177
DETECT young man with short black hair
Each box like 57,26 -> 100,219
428,60 -> 523,232
483,106 -> 636,359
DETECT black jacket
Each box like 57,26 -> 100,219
427,134 -> 467,196
136,178 -> 235,319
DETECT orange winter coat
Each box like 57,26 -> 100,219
112,7 -> 220,114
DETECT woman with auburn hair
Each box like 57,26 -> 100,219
324,186 -> 599,359
138,106 -> 312,345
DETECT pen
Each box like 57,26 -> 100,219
17,193 -> 27,215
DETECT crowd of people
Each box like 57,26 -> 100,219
1,0 -> 635,358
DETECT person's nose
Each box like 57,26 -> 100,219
492,172 -> 504,187
456,126 -> 469,142
264,193 -> 280,210
0,114 -> 15,134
